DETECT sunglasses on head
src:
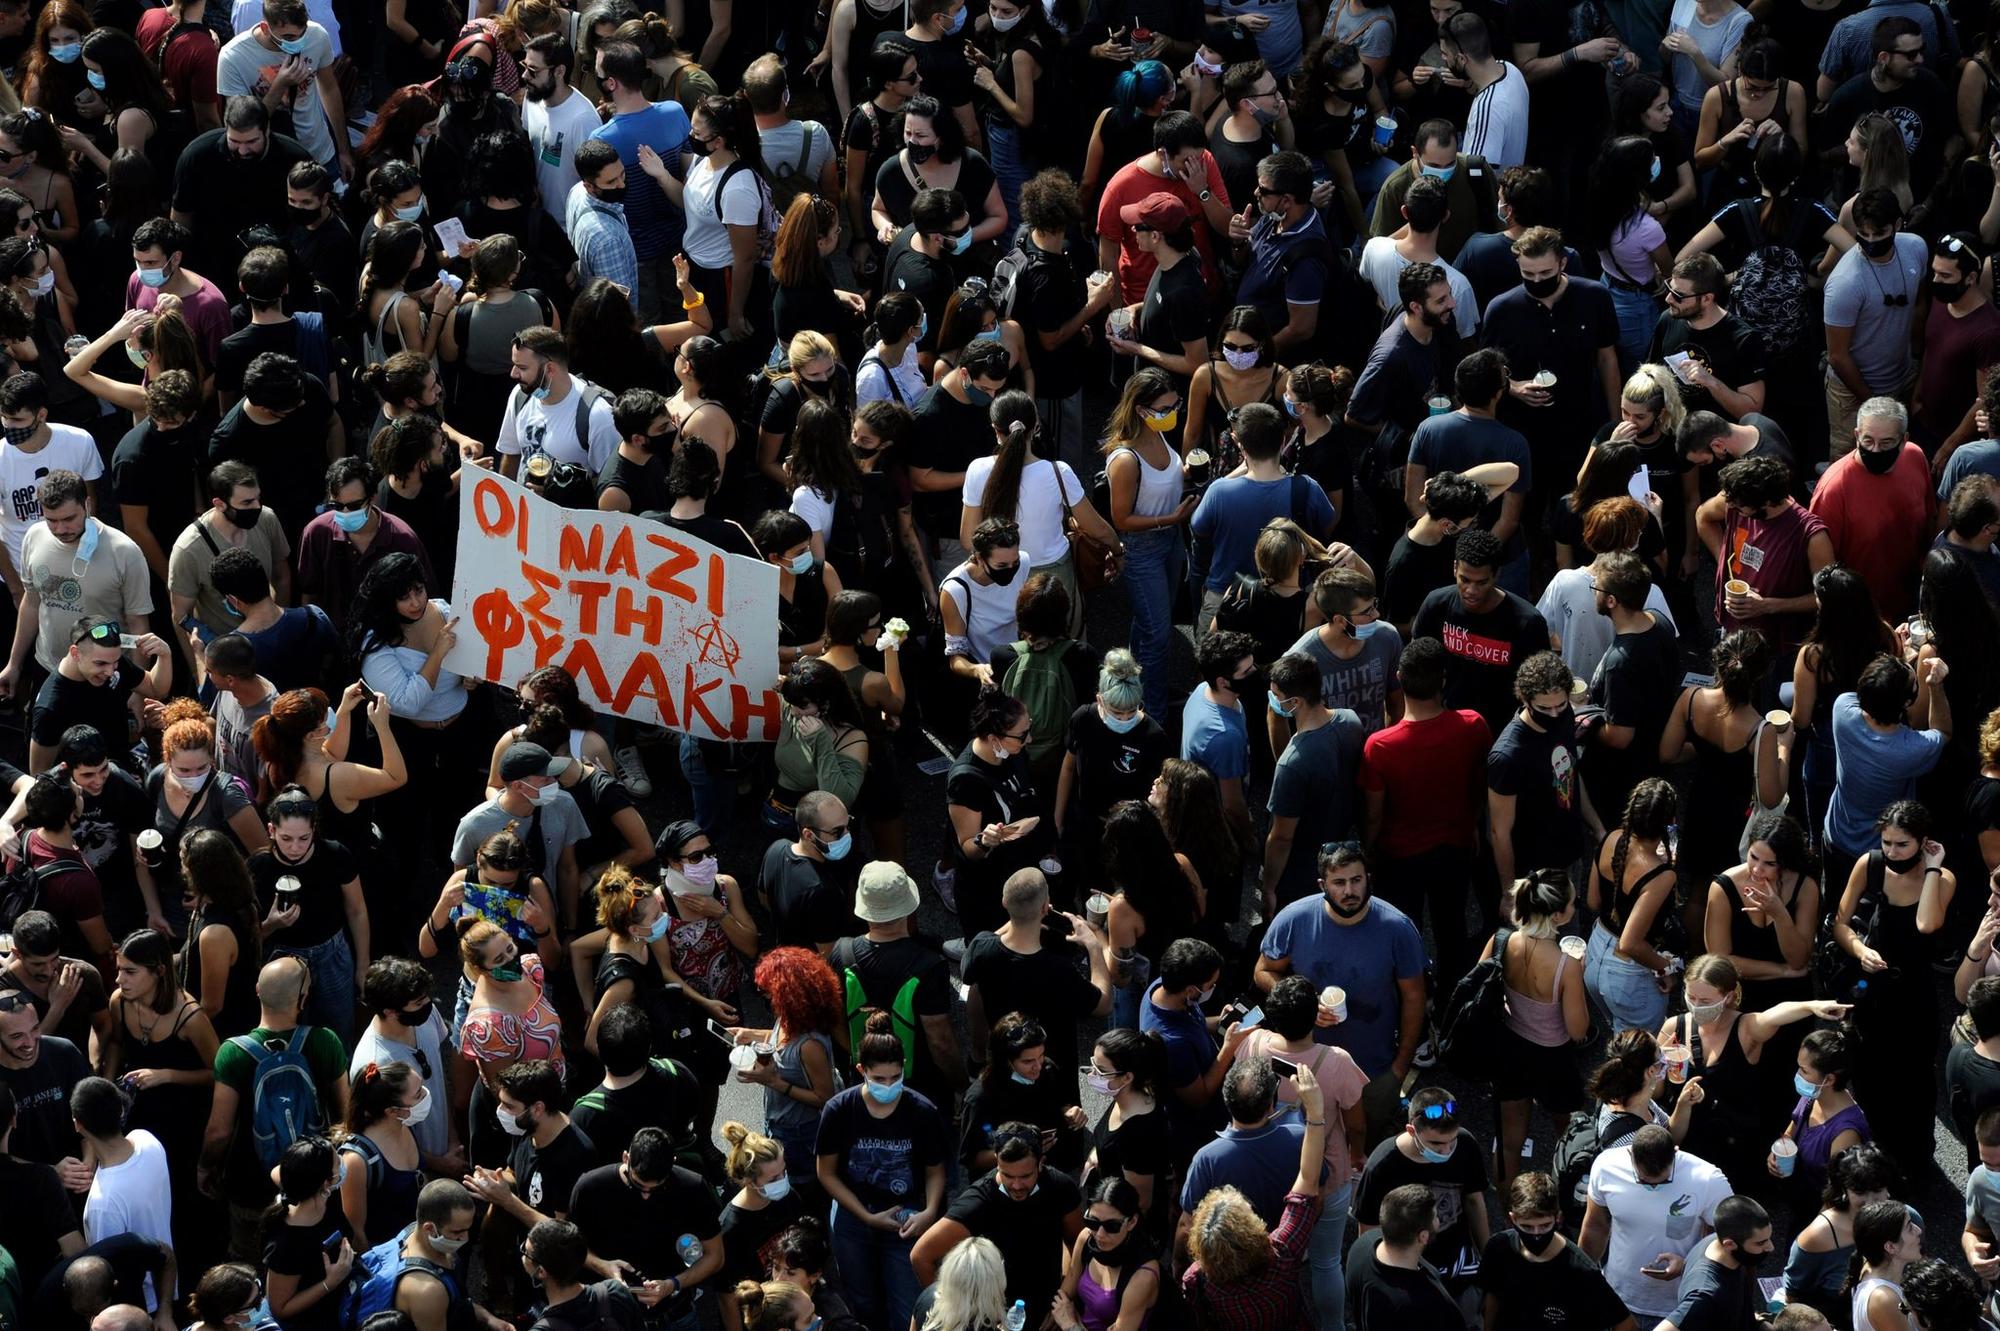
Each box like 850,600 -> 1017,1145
0,991 -> 34,1013
270,795 -> 317,822
1416,1099 -> 1457,1120
82,621 -> 121,644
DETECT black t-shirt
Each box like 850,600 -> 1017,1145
1062,704 -> 1170,829
943,1168 -> 1083,1315
1208,124 -> 1279,224
1647,312 -> 1766,421
0,1155 -> 78,1291
945,745 -> 1049,933
532,1280 -> 649,1331
1089,1101 -> 1171,1197
1349,316 -> 1454,437
760,841 -> 856,951
0,1036 -> 90,1167
718,1191 -> 808,1286
1383,532 -> 1456,630
828,933 -> 954,1103
1588,616 -> 1681,814
240,606 -> 341,695
511,1122 -> 596,1220
170,129 -> 314,275
1346,1229 -> 1465,1327
1136,254 -> 1208,382
1669,1245 -> 1759,1331
1016,236 -> 1088,400
892,31 -> 975,110
377,467 -> 460,591
1487,712 -> 1588,872
569,1060 -> 704,1167
883,228 -> 958,355
1822,67 -> 1951,195
31,668 -> 139,763
108,419 -> 202,564
958,1070 -> 1080,1170
1353,1131 -> 1490,1269
37,1232 -> 166,1331
813,1083 -> 950,1213
644,511 -> 761,560
567,765 -> 642,871
205,377 -> 338,548
907,383 -> 992,538
567,1163 -> 719,1316
1948,1041 -> 2000,1152
262,1202 -> 357,1331
1293,428 -> 1354,511
961,930 -> 1102,1067
1507,0 -> 1616,139
1475,1232 -> 1629,1331
597,449 -> 671,515
249,839 -> 359,950
1410,587 -> 1551,734
216,318 -> 331,399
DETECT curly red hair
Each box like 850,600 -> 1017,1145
755,947 -> 842,1039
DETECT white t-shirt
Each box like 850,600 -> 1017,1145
942,554 -> 1033,664
217,23 -> 340,167
1585,1143 -> 1733,1319
230,0 -> 343,54
495,375 -> 621,472
857,343 -> 926,410
0,423 -> 105,564
85,1129 -> 175,1248
1536,569 -> 1676,684
21,519 -> 152,671
790,484 -> 837,538
526,90 -> 608,228
960,457 -> 1084,567
351,1012 -> 453,1157
1358,239 -> 1480,339
1463,62 -> 1530,169
681,156 -> 765,269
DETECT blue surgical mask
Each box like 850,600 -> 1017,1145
788,550 -> 815,576
946,5 -> 967,33
864,1077 -> 903,1104
1418,1142 -> 1456,1164
1419,163 -> 1456,183
951,230 -> 973,255
1282,395 -> 1301,418
1650,156 -> 1662,182
914,314 -> 928,342
76,518 -> 99,562
821,830 -> 853,860
332,507 -> 368,533
1349,619 -> 1382,640
395,201 -> 425,222
1009,1070 -> 1035,1085
1100,705 -> 1142,734
1268,689 -> 1295,717
49,42 -> 80,63
85,69 -> 105,90
277,35 -> 309,55
125,343 -> 147,369
974,328 -> 1003,343
643,913 -> 671,942
1794,1071 -> 1821,1099
138,266 -> 168,289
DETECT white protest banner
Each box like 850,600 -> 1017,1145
444,468 -> 781,742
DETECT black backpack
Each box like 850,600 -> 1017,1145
0,855 -> 82,934
988,231 -> 1061,321
1433,925 -> 1513,1080
1552,1108 -> 1646,1226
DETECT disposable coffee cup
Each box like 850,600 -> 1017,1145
1661,1042 -> 1689,1083
1085,892 -> 1112,929
728,1044 -> 759,1072
136,829 -> 164,868
1560,934 -> 1588,961
1373,115 -> 1396,147
1772,1137 -> 1797,1177
1039,856 -> 1063,877
275,875 -> 302,902
1725,579 -> 1749,598
1569,678 -> 1589,703
1320,986 -> 1347,1021
1766,709 -> 1791,730
1533,370 -> 1557,389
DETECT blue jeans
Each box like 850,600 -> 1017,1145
1607,282 -> 1660,377
1111,980 -> 1143,1031
1123,528 -> 1184,718
830,1204 -> 918,1331
1306,1181 -> 1351,1331
986,120 -> 1031,231
1585,921 -> 1669,1032
678,733 -> 720,833
272,930 -> 355,1049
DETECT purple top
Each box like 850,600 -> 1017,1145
1789,1096 -> 1872,1184
1079,1266 -> 1133,1331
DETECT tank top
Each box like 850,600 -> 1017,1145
1714,78 -> 1790,201
1076,1241 -> 1159,1331
1502,936 -> 1573,1048
1712,871 -> 1811,1010
1110,443 -> 1184,519
1203,358 -> 1282,466
1605,850 -> 1675,951
778,563 -> 831,647
1851,1274 -> 1901,1331
765,1027 -> 839,1145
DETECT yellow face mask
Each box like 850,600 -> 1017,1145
1141,409 -> 1179,433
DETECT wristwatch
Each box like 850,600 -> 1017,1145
1197,188 -> 1214,202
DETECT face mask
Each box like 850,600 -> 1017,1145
1649,156 -> 1662,182
1100,705 -> 1142,734
1196,982 -> 1216,1006
1009,1069 -> 1035,1085
427,1228 -> 469,1256
682,855 -> 719,887
531,780 -> 562,806
174,768 -> 210,792
1858,445 -> 1900,475
991,9 -> 1022,30
1086,1070 -> 1117,1095
1194,52 -> 1224,76
1522,273 -> 1561,299
950,230 -> 973,255
276,34 -> 309,54
226,504 -> 262,530
1882,846 -> 1922,872
332,507 -> 369,533
394,200 -> 425,222
1229,670 -> 1264,698
49,42 -> 80,63
1282,395 -> 1301,418
395,1000 -> 433,1027
1417,1141 -> 1456,1164
906,140 -> 938,165
1518,1228 -> 1557,1255
1268,689 -> 1296,717
946,5 -> 967,32
643,912 -> 672,942
1858,234 -> 1895,258
1794,1071 -> 1821,1100
1140,409 -> 1179,432
1420,163 -> 1456,183
760,1175 -> 794,1200
138,266 -> 169,289
1532,704 -> 1572,731
0,423 -> 31,447
1687,997 -> 1727,1023
402,1087 -> 434,1125
914,313 -> 929,342
1934,278 -> 1969,304
964,380 -> 993,406
491,960 -> 525,982
29,270 -> 51,298
1250,103 -> 1282,126
125,344 -> 147,369
1348,619 -> 1382,640
596,184 -> 627,205
819,830 -> 853,860
1222,346 -> 1260,371
85,69 -> 106,90
788,549 -> 815,576
864,1077 -> 903,1104
973,328 -> 1004,343
496,1105 -> 528,1135
985,560 -> 1020,586
289,203 -> 322,228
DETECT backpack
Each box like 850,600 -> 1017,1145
507,380 -> 612,507
0,853 -> 83,934
342,1224 -> 456,1328
763,122 -> 822,219
229,1025 -> 326,1169
570,1057 -> 709,1179
1552,1107 -> 1646,1226
988,231 -> 1060,322
715,159 -> 780,266
1000,638 -> 1079,769
1724,203 -> 1810,354
1433,925 -> 1513,1080
842,956 -> 920,1072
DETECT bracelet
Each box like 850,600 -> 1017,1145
533,927 -> 552,939
1969,950 -> 1989,963
682,291 -> 706,310
1561,48 -> 1578,68
1305,1119 -> 1327,1126
1925,866 -> 1943,875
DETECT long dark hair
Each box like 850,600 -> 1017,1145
344,552 -> 431,675
82,29 -> 166,122
1920,545 -> 2000,720
1802,564 -> 1895,697
787,398 -> 861,502
977,390 -> 1041,524
694,91 -> 766,177
1585,136 -> 1658,253
1102,800 -> 1195,941
1608,777 -> 1677,897
1611,72 -> 1667,140
1569,440 -> 1642,518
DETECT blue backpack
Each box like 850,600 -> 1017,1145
342,1224 -> 457,1328
229,1026 -> 325,1169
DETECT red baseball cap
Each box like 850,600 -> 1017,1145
1118,192 -> 1190,230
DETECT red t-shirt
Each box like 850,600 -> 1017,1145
1808,444 -> 1934,621
1717,498 -> 1829,653
1918,299 -> 2000,440
1357,708 -> 1492,856
24,829 -> 103,959
1094,154 -> 1228,306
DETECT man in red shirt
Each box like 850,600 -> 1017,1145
1809,398 -> 1935,621
1094,109 -> 1234,304
138,0 -> 223,134
1699,454 -> 1834,661
1357,636 -> 1490,986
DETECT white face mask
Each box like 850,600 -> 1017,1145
427,1226 -> 469,1255
400,1086 -> 433,1126
760,1174 -> 794,1201
496,1106 -> 529,1136
175,768 -> 211,793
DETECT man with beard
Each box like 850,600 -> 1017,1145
6,474 -> 152,707
1487,650 -> 1601,892
497,326 -> 620,482
169,97 -> 312,285
521,35 -> 604,232
1253,842 -> 1427,1147
1348,263 -> 1464,491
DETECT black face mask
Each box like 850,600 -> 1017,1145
1933,277 -> 1969,304
1518,1228 -> 1557,1255
394,1000 -> 433,1027
288,203 -> 322,228
905,140 -> 938,165
1532,704 -> 1573,731
1883,847 -> 1923,874
1858,233 -> 1896,258
595,186 -> 626,206
1858,445 -> 1900,475
224,504 -> 261,530
1086,1236 -> 1143,1267
1230,670 -> 1264,697
1522,273 -> 1561,299
986,560 -> 1021,586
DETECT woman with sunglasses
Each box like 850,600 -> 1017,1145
961,1013 -> 1089,1179
187,1261 -> 266,1331
260,1136 -> 358,1331
1082,1028 -> 1171,1237
1184,307 -> 1286,473
335,1060 -> 427,1246
1097,370 -> 1189,717
0,188 -> 75,309
947,687 -> 1054,941
1053,1176 -> 1160,1331
0,109 -> 79,244
248,784 -> 369,1046
422,828 -> 559,1012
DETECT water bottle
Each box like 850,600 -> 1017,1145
1849,978 -> 1870,1007
1004,1299 -> 1027,1331
675,1234 -> 702,1268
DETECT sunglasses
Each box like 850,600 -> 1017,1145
1132,223 -> 1157,234
1416,1100 -> 1457,1120
82,621 -> 121,643
1081,1215 -> 1129,1234
327,496 -> 370,513
269,796 -> 317,822
0,991 -> 34,1012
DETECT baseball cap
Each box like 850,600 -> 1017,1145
498,741 -> 570,783
1118,192 -> 1190,230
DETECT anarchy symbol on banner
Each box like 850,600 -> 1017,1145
691,618 -> 742,675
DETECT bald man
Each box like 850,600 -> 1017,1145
39,1232 -> 175,1331
89,1305 -> 152,1331
198,955 -> 351,1262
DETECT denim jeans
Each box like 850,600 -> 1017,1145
1584,921 -> 1669,1032
1124,528 -> 1184,718
678,733 -> 721,833
272,929 -> 355,1049
1606,282 -> 1660,376
1111,979 -> 1142,1031
1306,1181 -> 1352,1331
830,1204 -> 918,1331
986,120 -> 1031,231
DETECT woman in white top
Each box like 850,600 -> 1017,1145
1849,1199 -> 1921,1331
651,91 -> 771,347
1103,367 -> 1190,718
854,290 -> 927,409
961,390 -> 1119,636
942,520 -> 1031,684
1660,0 -> 1752,138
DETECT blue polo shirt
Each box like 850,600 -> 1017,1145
1180,1106 -> 1312,1227
1181,687 -> 1248,779
1236,207 -> 1331,340
1260,895 -> 1425,1077
589,101 -> 689,261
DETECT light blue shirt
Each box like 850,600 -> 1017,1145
359,598 -> 467,724
1260,894 -> 1425,1076
1181,687 -> 1248,780
1824,691 -> 1944,855
565,182 -> 640,302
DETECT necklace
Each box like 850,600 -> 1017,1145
1861,247 -> 1909,308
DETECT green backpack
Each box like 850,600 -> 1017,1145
843,967 -> 921,1074
1000,639 -> 1076,769
570,1056 -> 709,1181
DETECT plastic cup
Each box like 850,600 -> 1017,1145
275,875 -> 302,901
1560,935 -> 1588,961
1661,1042 -> 1689,1083
1427,395 -> 1452,416
525,454 -> 553,481
1725,579 -> 1749,598
136,829 -> 164,868
1772,1137 -> 1797,1177
1039,856 -> 1063,877
1085,892 -> 1111,929
752,1041 -> 776,1066
1533,370 -> 1557,389
1320,986 -> 1347,1021
63,335 -> 88,357
1373,115 -> 1396,148
728,1044 -> 759,1072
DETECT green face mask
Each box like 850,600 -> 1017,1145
490,960 -> 525,983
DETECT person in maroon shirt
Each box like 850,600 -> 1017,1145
1918,233 -> 2000,459
1358,635 -> 1490,985
1809,399 -> 1935,622
295,456 -> 437,634
1700,453 -> 1834,661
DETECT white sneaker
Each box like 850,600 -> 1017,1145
943,938 -> 967,964
613,745 -> 654,797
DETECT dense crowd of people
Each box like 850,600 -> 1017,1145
10,0 -> 2000,1330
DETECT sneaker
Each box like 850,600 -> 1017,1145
932,864 -> 957,911
613,745 -> 654,797
943,938 -> 967,964
1412,1037 -> 1437,1069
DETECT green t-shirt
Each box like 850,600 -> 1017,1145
212,1024 -> 348,1206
